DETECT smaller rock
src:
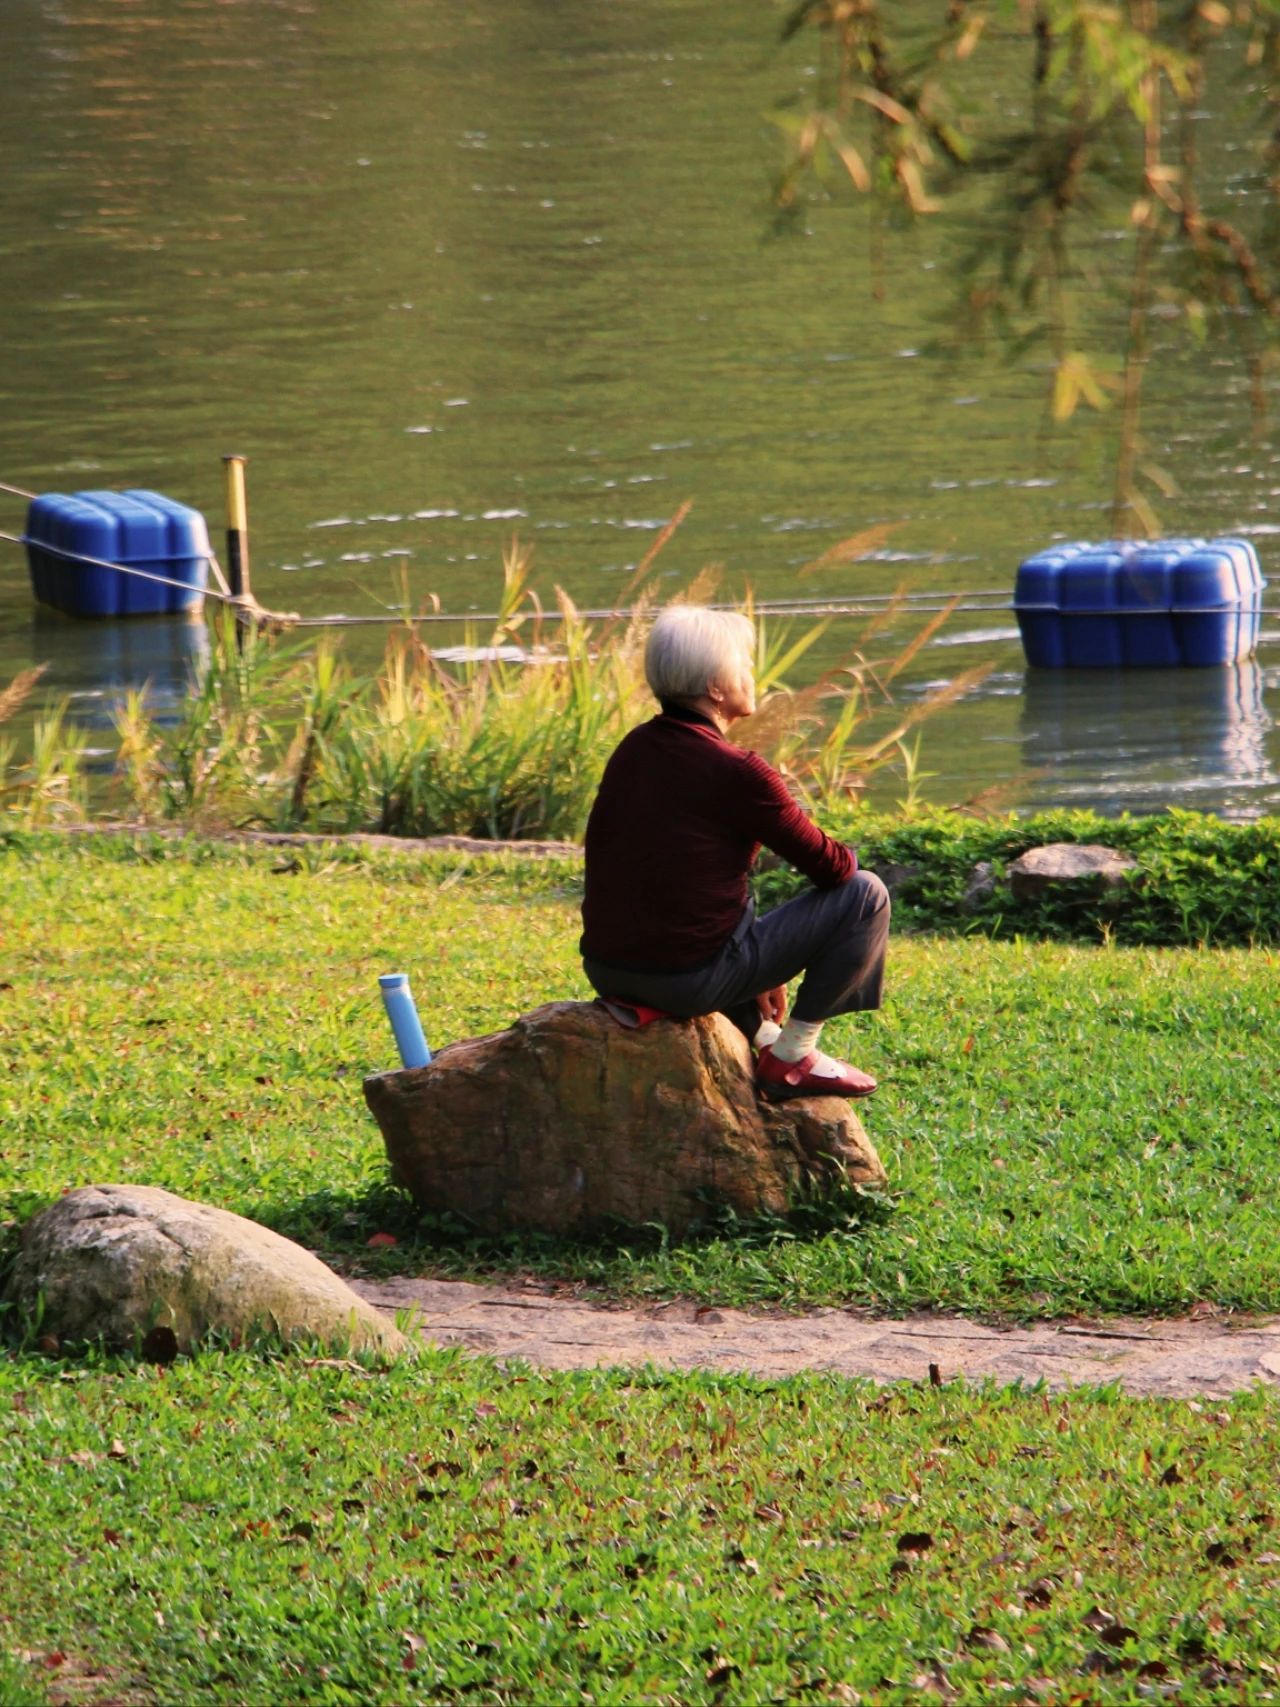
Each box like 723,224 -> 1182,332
1008,842 -> 1137,903
7,1185 -> 405,1358
960,860 -> 997,912
868,860 -> 922,901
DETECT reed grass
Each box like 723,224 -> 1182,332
0,542 -> 964,840
0,664 -> 88,828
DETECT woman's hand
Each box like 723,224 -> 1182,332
756,984 -> 788,1026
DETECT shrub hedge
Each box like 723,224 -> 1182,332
755,807 -> 1280,947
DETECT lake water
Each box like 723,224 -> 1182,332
2,0 -> 1278,817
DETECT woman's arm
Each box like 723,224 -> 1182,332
731,748 -> 856,888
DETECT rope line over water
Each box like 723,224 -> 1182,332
3,524 -> 1278,628
0,532 -> 241,606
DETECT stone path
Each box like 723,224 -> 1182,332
354,1276 -> 1280,1398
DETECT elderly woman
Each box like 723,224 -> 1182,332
580,605 -> 889,1101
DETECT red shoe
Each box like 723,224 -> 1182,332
756,1046 -> 877,1103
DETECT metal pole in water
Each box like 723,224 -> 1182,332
379,973 -> 432,1070
222,453 -> 251,600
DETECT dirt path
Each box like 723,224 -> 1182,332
354,1276 -> 1280,1397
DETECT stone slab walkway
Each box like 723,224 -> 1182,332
354,1276 -> 1280,1397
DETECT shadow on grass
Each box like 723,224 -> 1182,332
255,1175 -> 898,1289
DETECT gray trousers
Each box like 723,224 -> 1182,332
582,870 -> 889,1041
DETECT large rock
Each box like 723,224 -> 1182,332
8,1185 -> 405,1357
364,1001 -> 887,1237
1008,841 -> 1138,902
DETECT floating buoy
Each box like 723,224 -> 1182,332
24,488 -> 210,618
1014,537 -> 1266,668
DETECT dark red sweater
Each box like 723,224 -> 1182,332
580,705 -> 856,971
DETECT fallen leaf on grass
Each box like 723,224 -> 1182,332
1201,1661 -> 1244,1687
366,1232 -> 398,1248
141,1325 -> 178,1365
909,1663 -> 954,1699
704,1658 -> 741,1686
1081,1649 -> 1126,1676
1081,1607 -> 1139,1648
965,1626 -> 1009,1653
896,1531 -> 934,1556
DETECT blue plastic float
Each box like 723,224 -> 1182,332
25,488 -> 210,618
1014,537 -> 1265,667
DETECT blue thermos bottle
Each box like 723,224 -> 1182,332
379,972 -> 432,1069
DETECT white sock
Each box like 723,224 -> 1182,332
771,1017 -> 822,1063
753,1019 -> 783,1050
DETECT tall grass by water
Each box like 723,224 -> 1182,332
1,542 -> 977,840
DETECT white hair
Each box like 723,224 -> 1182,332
644,605 -> 755,703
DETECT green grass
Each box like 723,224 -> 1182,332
2,832 -> 1278,1321
3,1350 -> 1280,1704
5,835 -> 1280,1703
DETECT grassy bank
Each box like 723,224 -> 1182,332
4,1350 -> 1279,1705
3,833 -> 1278,1321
